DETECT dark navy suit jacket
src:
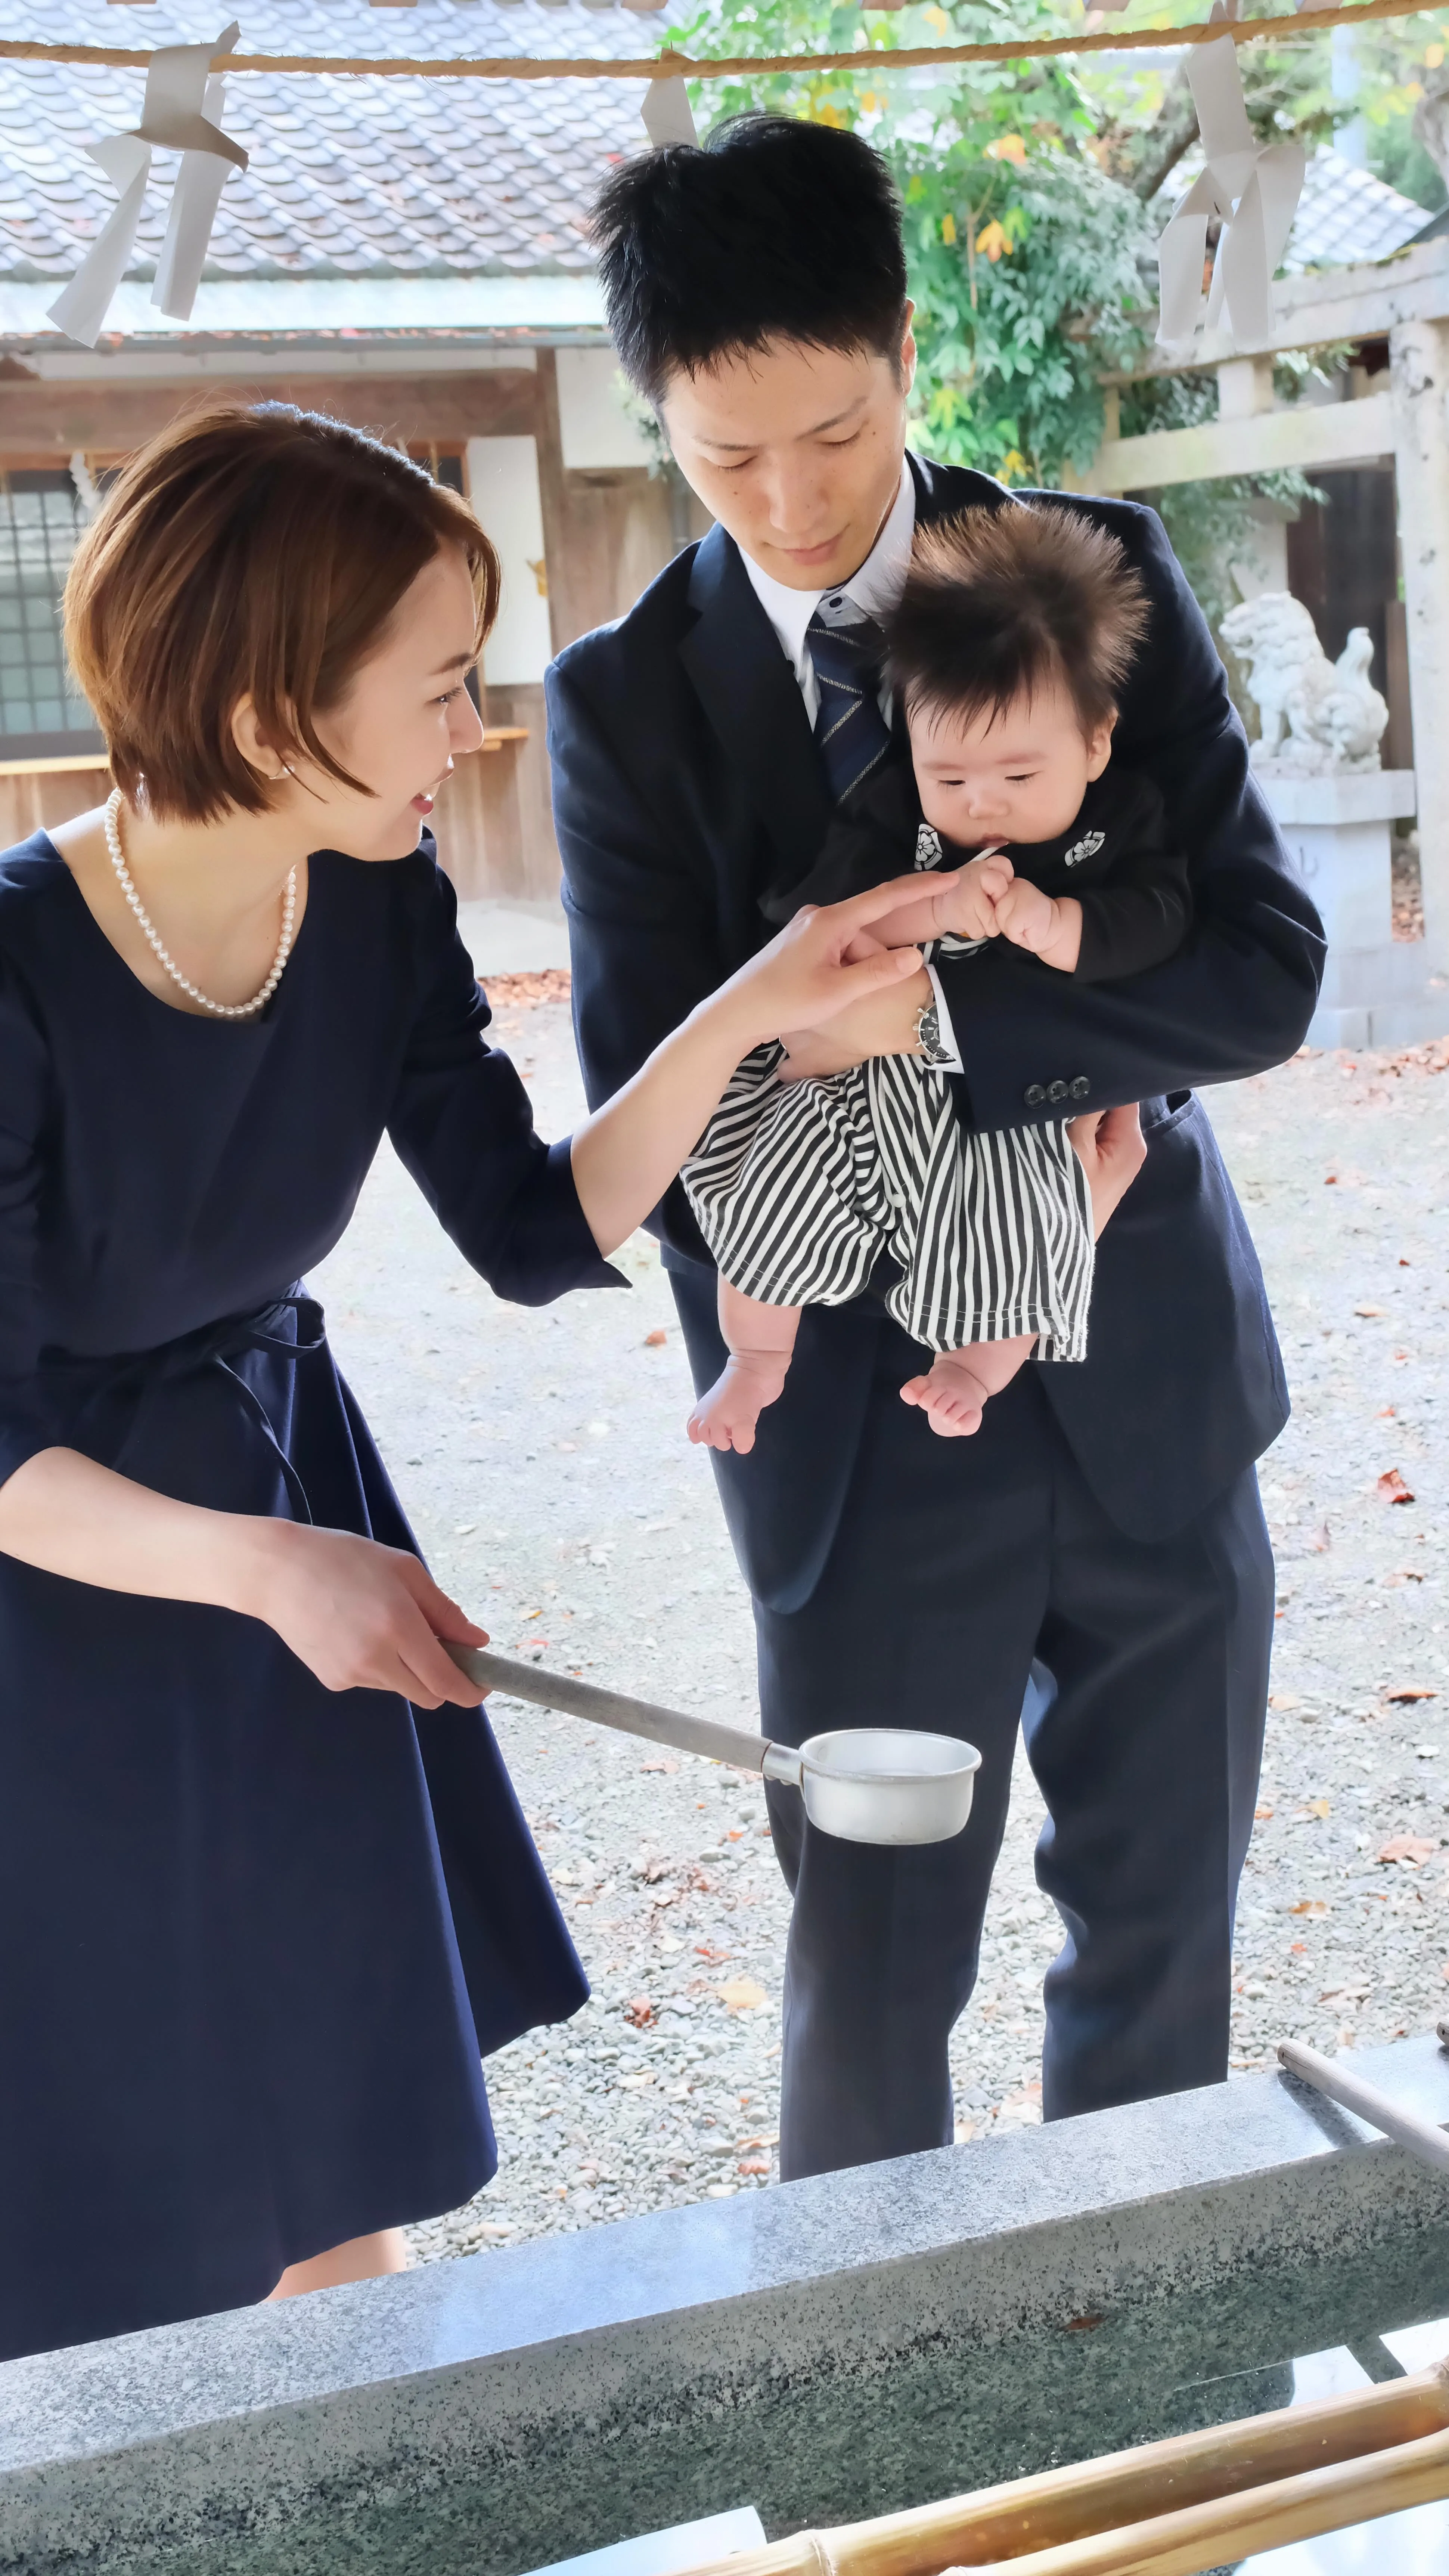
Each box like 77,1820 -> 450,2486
546,456 -> 1325,1604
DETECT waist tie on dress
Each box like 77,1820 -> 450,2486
52,1294 -> 328,1526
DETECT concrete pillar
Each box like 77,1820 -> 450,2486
1217,355 -> 1274,419
1390,317 -> 1449,970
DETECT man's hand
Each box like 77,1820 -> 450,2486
778,963 -> 934,1081
1068,1102 -> 1146,1239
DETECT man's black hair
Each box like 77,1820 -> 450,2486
590,114 -> 909,403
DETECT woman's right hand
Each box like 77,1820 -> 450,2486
237,1520 -> 488,1708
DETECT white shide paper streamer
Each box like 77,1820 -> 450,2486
47,25 -> 248,347
1155,5 -> 1305,351
641,75 -> 699,148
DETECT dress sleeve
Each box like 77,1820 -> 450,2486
0,956 -> 64,1487
386,863 -> 626,1308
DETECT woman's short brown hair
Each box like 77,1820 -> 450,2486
64,401 -> 501,823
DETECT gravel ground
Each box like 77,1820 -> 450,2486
309,1001 -> 1449,2265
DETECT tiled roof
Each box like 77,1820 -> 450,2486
1284,147 -> 1433,272
0,0 -> 652,284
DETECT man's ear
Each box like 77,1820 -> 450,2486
899,303 -> 918,397
1085,712 -> 1115,781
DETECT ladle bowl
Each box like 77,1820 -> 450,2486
446,1647 -> 981,1848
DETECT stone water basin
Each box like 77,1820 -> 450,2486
6,2035 -> 1449,2576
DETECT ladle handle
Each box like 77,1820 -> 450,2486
445,1643 -> 772,1776
1278,2038 -> 1449,2177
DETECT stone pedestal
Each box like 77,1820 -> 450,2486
1261,770 -> 1448,1049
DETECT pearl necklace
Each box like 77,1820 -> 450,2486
104,788 -> 297,1021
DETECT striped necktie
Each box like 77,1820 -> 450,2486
806,600 -> 893,805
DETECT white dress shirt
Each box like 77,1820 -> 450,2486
739,462 -> 964,1071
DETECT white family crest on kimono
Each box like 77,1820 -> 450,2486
1219,593 -> 1390,776
1064,831 -> 1106,869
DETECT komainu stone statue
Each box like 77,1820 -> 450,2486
1219,591 -> 1389,775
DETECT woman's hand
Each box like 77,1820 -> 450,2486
777,963 -> 933,1081
724,872 -> 957,1051
236,1520 -> 490,1708
1068,1102 -> 1146,1240
571,874 -> 956,1257
0,1445 -> 490,1710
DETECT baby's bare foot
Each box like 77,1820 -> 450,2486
899,1335 -> 1038,1438
687,1353 -> 791,1454
900,1354 -> 993,1437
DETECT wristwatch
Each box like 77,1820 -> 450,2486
913,998 -> 952,1067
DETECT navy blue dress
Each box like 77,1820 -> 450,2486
0,833 -> 618,2364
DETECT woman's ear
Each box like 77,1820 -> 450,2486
230,692 -> 292,785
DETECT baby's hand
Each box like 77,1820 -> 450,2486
935,851 -> 1014,942
993,878 -> 1082,973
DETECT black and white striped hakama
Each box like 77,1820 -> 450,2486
683,1044 -> 1095,1361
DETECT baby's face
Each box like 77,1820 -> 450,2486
908,682 -> 1113,848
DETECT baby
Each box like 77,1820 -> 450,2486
683,501 -> 1191,1452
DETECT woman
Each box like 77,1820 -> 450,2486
0,402 -> 937,2363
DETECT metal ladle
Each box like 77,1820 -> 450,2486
446,1645 -> 981,1847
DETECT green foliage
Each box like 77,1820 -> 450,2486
1354,13 -> 1449,213
664,0 -> 1158,485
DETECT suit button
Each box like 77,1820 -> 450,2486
1024,1083 -> 1046,1107
1069,1074 -> 1090,1100
1046,1080 -> 1068,1103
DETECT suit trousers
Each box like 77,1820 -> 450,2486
741,1314 -> 1273,2182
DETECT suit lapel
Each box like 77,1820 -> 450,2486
679,524 -> 833,880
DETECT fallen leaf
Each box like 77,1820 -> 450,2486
695,1943 -> 732,1963
1064,2312 -> 1106,2332
644,1328 -> 668,1347
718,1976 -> 769,2012
641,1757 -> 680,1774
1355,1305 -> 1386,1319
1378,1835 -> 1436,1867
1308,1523 -> 1332,1552
624,1996 -> 655,2028
1290,1941 -> 1308,1954
1290,1899 -> 1329,1916
1255,1805 -> 1275,1821
1385,1685 -> 1437,1703
1378,1470 -> 1416,1505
1303,1798 -> 1331,1819
737,2156 -> 771,2176
1269,1692 -> 1300,1710
1324,1173 -> 1338,1185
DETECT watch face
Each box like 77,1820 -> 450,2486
915,1003 -> 945,1063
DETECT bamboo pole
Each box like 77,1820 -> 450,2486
685,2361 -> 1449,2576
964,2424 -> 1449,2572
0,0 -> 1441,81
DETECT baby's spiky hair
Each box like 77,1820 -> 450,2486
884,501 -> 1150,739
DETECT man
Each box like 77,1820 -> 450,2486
546,115 -> 1324,2182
